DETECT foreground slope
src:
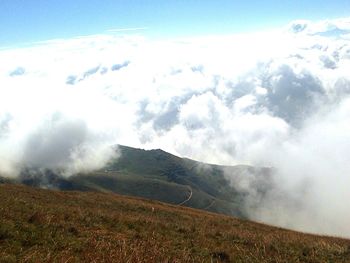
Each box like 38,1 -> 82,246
1,184 -> 350,263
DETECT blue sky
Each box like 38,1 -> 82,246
1,0 -> 350,46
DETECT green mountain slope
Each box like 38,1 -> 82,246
73,145 -> 272,217
9,145 -> 273,218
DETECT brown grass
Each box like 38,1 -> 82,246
1,184 -> 350,262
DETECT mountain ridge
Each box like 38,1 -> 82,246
2,145 -> 273,219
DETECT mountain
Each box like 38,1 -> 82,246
14,145 -> 273,218
1,183 -> 350,262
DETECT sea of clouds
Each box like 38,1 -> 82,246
1,18 -> 350,236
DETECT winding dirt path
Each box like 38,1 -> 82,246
178,186 -> 192,206
203,199 -> 215,210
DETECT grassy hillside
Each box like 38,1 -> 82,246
15,145 -> 271,218
1,184 -> 350,262
74,145 -> 271,217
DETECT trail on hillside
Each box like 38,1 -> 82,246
178,186 -> 192,206
203,199 -> 215,210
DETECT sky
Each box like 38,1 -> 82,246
1,0 -> 350,46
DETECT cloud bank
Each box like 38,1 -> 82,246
1,18 -> 350,236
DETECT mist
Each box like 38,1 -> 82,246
223,99 -> 350,236
1,18 -> 350,236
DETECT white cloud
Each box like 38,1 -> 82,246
1,18 -> 350,236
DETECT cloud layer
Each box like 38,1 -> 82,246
1,18 -> 350,236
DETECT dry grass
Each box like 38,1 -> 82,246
1,184 -> 350,262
